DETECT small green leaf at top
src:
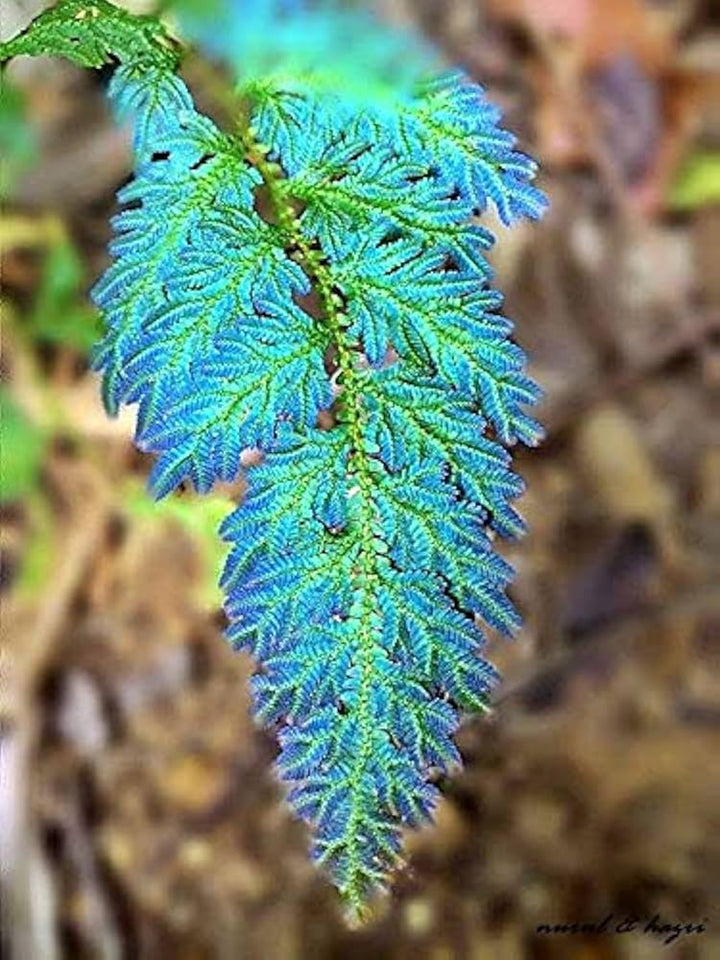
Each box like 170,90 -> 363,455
0,0 -> 181,72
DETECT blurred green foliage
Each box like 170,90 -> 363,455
0,77 -> 37,199
0,388 -> 46,503
168,0 -> 435,105
27,238 -> 104,351
670,152 -> 720,210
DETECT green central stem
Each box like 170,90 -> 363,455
243,130 -> 385,908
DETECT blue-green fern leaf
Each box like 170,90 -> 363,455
92,70 -> 330,498
3,0 -> 547,915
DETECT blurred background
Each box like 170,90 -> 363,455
1,1 -> 718,957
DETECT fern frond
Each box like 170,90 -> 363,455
3,0 -> 547,915
217,74 -> 545,907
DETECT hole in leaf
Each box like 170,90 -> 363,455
441,254 -> 460,273
252,183 -> 275,222
190,152 -> 214,171
294,288 -> 323,320
316,408 -> 337,431
324,524 -> 346,537
190,153 -> 215,170
406,168 -> 433,185
378,228 -> 404,246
